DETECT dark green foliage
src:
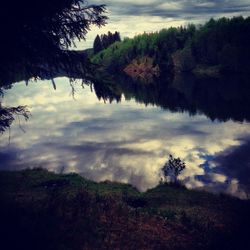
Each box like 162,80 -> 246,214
0,0 -> 107,83
92,16 -> 250,74
172,47 -> 196,72
1,0 -> 107,53
92,28 -> 191,71
191,16 -> 250,72
91,25 -> 197,71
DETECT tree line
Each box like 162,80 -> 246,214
93,31 -> 121,54
91,16 -> 250,74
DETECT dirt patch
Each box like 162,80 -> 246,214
124,57 -> 160,83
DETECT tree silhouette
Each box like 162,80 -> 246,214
0,0 -> 108,80
93,31 -> 121,54
0,105 -> 30,134
161,155 -> 186,184
94,35 -> 103,54
114,31 -> 121,43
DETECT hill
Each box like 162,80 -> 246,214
91,16 -> 250,75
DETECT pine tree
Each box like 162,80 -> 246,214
114,32 -> 121,42
93,35 -> 103,54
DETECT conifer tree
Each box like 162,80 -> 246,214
93,35 -> 103,54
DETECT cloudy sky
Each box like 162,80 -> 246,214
78,0 -> 250,49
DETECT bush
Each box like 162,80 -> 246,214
161,155 -> 186,184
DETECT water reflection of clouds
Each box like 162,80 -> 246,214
211,139 -> 250,196
1,78 -> 250,198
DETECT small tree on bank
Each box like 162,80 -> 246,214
161,155 -> 186,184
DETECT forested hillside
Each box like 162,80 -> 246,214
91,16 -> 250,74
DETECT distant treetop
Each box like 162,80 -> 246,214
93,31 -> 121,54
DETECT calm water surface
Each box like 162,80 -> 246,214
1,76 -> 250,198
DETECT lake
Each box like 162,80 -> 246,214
1,73 -> 250,198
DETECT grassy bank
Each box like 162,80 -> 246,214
0,169 -> 249,250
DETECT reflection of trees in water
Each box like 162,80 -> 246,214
0,83 -> 30,134
89,72 -> 250,123
1,67 -> 250,135
90,75 -> 122,103
0,104 -> 30,134
16,67 -> 247,123
172,73 -> 250,122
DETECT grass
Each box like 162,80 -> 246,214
0,168 -> 249,250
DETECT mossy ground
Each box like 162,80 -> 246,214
0,169 -> 249,250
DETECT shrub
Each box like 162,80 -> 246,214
161,155 -> 186,184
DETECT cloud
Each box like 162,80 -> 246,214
212,138 -> 250,193
91,0 -> 250,17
